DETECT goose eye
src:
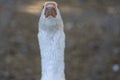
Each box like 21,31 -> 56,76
42,6 -> 44,9
57,5 -> 59,9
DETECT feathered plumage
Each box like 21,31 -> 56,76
38,1 -> 65,80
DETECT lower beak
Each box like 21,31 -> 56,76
44,7 -> 57,18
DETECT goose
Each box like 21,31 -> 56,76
38,1 -> 65,80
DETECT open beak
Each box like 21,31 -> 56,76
44,3 -> 57,18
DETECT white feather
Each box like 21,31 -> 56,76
38,2 -> 65,80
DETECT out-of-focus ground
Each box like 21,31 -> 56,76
0,0 -> 120,80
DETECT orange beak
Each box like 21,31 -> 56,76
44,3 -> 57,18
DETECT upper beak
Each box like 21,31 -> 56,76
44,6 -> 57,18
46,7 -> 54,10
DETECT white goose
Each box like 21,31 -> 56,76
38,1 -> 65,80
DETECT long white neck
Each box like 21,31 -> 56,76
38,17 -> 65,80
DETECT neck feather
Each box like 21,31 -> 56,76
38,26 -> 65,80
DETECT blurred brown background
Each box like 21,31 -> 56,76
0,0 -> 120,80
